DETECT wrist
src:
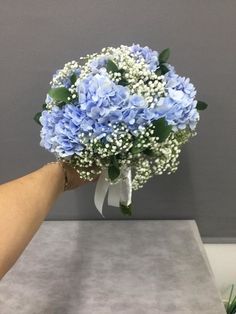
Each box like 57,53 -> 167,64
42,162 -> 67,194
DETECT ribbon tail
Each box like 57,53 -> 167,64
94,169 -> 109,217
94,167 -> 132,216
120,167 -> 132,206
108,181 -> 121,207
108,167 -> 132,208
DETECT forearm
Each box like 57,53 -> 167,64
0,163 -> 64,279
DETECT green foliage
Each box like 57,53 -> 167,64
70,73 -> 77,85
155,64 -> 170,76
118,78 -> 129,86
159,48 -> 170,64
106,59 -> 119,73
34,103 -> 49,125
56,101 -> 66,109
225,285 -> 236,314
131,138 -> 144,154
153,118 -> 172,143
120,202 -> 132,216
143,148 -> 156,157
196,100 -> 208,111
119,68 -> 125,75
42,103 -> 47,110
155,48 -> 171,75
33,112 -> 42,125
160,64 -> 169,74
108,155 -> 120,181
155,69 -> 162,76
106,59 -> 129,86
48,87 -> 71,103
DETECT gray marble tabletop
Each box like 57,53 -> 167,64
0,220 -> 226,314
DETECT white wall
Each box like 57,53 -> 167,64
204,244 -> 236,299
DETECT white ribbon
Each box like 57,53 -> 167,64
94,167 -> 132,216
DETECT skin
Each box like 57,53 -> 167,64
0,162 -> 95,280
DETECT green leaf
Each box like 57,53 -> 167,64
48,87 -> 71,103
131,147 -> 142,154
196,100 -> 208,111
227,285 -> 235,312
106,59 -> 119,73
153,117 -> 172,143
108,155 -> 120,181
228,296 -> 236,313
159,48 -> 170,63
160,64 -> 169,75
108,164 -> 120,181
120,202 -> 132,216
110,155 -> 119,168
155,65 -> 169,76
143,148 -> 156,156
131,146 -> 142,154
42,103 -> 47,110
118,78 -> 129,86
130,138 -> 144,154
119,68 -> 125,75
70,73 -> 77,85
155,68 -> 162,76
57,101 -> 66,109
33,112 -> 42,125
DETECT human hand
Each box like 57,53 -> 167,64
61,162 -> 99,191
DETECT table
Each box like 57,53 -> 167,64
0,221 -> 226,313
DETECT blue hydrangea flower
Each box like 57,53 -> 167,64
154,66 -> 199,131
77,71 -> 153,134
40,71 -> 156,155
89,56 -> 109,72
40,46 -> 200,158
130,44 -> 159,71
40,105 -> 85,157
45,94 -> 53,106
78,71 -> 129,130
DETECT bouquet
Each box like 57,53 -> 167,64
34,44 -> 207,216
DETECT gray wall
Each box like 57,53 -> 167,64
0,0 -> 236,238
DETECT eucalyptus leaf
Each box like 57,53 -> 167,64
143,148 -> 155,156
131,145 -> 143,154
108,164 -> 120,181
155,68 -> 162,76
120,202 -> 132,216
33,112 -> 42,125
159,48 -> 170,63
153,117 -> 172,143
48,87 -> 71,103
160,64 -> 169,75
70,73 -> 77,85
110,155 -> 119,168
130,138 -> 143,154
119,68 -> 125,75
118,78 -> 129,86
108,155 -> 120,181
196,100 -> 208,111
57,101 -> 66,109
106,59 -> 119,73
155,65 -> 169,76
